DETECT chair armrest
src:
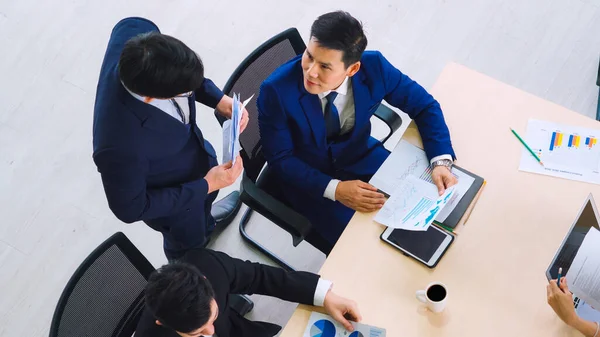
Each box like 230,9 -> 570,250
373,104 -> 403,143
240,174 -> 312,247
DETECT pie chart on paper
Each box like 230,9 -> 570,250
310,319 -> 336,337
349,332 -> 365,337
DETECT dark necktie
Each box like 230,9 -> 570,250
324,92 -> 340,140
170,99 -> 186,124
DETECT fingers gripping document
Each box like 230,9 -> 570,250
567,227 -> 600,310
222,93 -> 253,165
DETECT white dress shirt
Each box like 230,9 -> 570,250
320,77 -> 452,201
124,85 -> 190,124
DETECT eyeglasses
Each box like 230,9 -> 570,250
175,91 -> 194,98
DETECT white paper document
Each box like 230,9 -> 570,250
374,175 -> 455,231
302,312 -> 386,337
519,119 -> 600,184
566,227 -> 600,310
370,140 -> 474,223
574,296 -> 600,323
222,93 -> 253,165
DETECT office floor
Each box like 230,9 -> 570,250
0,0 -> 599,336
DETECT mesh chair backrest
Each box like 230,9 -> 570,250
220,28 -> 306,182
49,232 -> 155,337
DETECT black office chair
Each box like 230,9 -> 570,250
48,232 -> 155,337
215,28 -> 402,271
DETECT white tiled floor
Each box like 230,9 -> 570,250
1,0 -> 600,335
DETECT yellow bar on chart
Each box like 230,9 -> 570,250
557,133 -> 563,147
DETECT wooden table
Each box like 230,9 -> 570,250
280,63 -> 600,337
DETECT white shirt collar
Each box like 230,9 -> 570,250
318,76 -> 351,99
121,82 -> 147,102
122,82 -> 174,103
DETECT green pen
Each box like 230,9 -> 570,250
510,128 -> 544,166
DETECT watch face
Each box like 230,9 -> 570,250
435,160 -> 452,167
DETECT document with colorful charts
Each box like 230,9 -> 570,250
370,140 -> 475,225
303,312 -> 386,337
374,175 -> 456,231
519,119 -> 600,184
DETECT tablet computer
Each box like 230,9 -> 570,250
381,225 -> 454,268
546,194 -> 600,280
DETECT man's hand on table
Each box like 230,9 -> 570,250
335,180 -> 386,212
431,166 -> 458,195
323,290 -> 362,332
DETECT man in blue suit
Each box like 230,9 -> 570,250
93,17 -> 248,260
258,11 -> 458,249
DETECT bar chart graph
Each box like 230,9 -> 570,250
550,132 -> 597,151
519,119 -> 600,185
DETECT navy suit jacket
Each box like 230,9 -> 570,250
93,17 -> 224,259
258,51 -> 455,202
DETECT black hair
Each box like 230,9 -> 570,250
310,11 -> 368,68
144,262 -> 215,333
118,32 -> 204,98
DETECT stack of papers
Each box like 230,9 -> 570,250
370,140 -> 475,225
374,176 -> 455,231
222,93 -> 253,165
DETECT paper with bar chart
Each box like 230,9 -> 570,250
519,119 -> 600,184
374,176 -> 456,231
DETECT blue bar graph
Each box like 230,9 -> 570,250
402,197 -> 434,223
568,135 -> 574,147
550,132 -> 556,151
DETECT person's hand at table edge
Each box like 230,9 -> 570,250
547,277 -> 599,337
323,289 -> 362,332
334,180 -> 386,212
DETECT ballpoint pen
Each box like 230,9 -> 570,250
557,267 -> 562,285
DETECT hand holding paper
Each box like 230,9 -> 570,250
374,176 -> 456,231
222,93 -> 253,165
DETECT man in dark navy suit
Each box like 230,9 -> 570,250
93,17 -> 248,260
258,11 -> 458,249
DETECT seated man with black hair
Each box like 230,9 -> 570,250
135,249 -> 361,337
258,11 -> 457,250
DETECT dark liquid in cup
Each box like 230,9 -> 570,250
427,284 -> 447,302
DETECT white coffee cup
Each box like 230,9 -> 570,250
416,282 -> 447,313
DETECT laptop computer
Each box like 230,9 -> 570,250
546,194 -> 600,280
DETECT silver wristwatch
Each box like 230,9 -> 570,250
431,159 -> 453,169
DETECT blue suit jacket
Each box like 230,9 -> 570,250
258,51 -> 455,202
93,17 -> 224,259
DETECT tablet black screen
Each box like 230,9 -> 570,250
387,226 -> 448,262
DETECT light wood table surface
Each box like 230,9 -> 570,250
280,63 -> 600,337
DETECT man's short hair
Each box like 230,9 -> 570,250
310,11 -> 368,68
118,32 -> 204,98
144,262 -> 215,333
